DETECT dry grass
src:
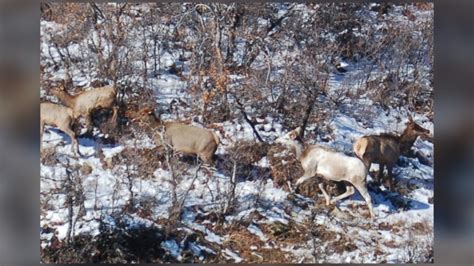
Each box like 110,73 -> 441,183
41,225 -> 170,263
223,140 -> 269,179
100,146 -> 164,177
267,144 -> 304,190
40,146 -> 58,166
220,223 -> 297,263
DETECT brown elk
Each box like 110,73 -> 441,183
40,102 -> 81,156
130,107 -> 220,164
277,127 -> 375,219
51,83 -> 118,131
353,116 -> 430,189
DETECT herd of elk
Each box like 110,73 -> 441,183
41,83 -> 118,156
275,120 -> 430,219
41,82 -> 431,219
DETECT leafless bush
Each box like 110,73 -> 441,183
224,140 -> 269,179
267,144 -> 304,190
41,215 -> 168,263
40,147 -> 59,166
57,159 -> 86,244
156,126 -> 200,233
41,2 -> 432,129
112,146 -> 164,178
401,230 -> 434,263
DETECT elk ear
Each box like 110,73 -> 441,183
289,132 -> 296,139
294,127 -> 302,135
57,83 -> 65,91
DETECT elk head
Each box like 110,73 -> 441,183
406,115 -> 430,138
275,127 -> 302,146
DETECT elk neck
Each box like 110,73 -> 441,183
56,89 -> 76,106
290,138 -> 305,160
398,126 -> 420,154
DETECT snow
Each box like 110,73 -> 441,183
102,146 -> 125,158
223,248 -> 243,263
247,224 -> 268,241
161,240 -> 182,260
40,3 -> 433,263
42,105 -> 434,261
187,222 -> 223,245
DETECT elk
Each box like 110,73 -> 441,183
130,107 -> 220,164
276,127 -> 375,219
40,102 -> 81,156
51,83 -> 118,130
353,116 -> 430,189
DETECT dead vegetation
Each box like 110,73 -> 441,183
40,146 -> 59,166
41,220 -> 169,263
102,146 -> 164,176
223,140 -> 269,180
40,2 -> 433,264
267,144 -> 304,190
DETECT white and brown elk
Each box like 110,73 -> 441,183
276,127 -> 375,219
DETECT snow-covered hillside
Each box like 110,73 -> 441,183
40,3 -> 433,263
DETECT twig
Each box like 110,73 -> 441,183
223,160 -> 237,215
235,98 -> 264,143
178,163 -> 202,211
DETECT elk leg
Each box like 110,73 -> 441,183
199,153 -> 213,166
330,185 -> 355,204
353,182 -> 375,219
365,162 -> 372,173
363,161 -> 377,183
387,165 -> 394,190
295,174 -> 313,186
287,180 -> 295,193
318,183 -> 331,206
111,106 -> 118,124
377,164 -> 385,184
64,127 -> 80,156
362,157 -> 371,170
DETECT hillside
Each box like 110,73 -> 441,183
40,3 -> 433,263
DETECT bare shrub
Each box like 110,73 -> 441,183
401,230 -> 434,263
113,146 -> 164,178
55,160 -> 87,244
41,147 -> 58,166
41,215 -> 168,263
267,144 -> 303,190
224,140 -> 269,179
